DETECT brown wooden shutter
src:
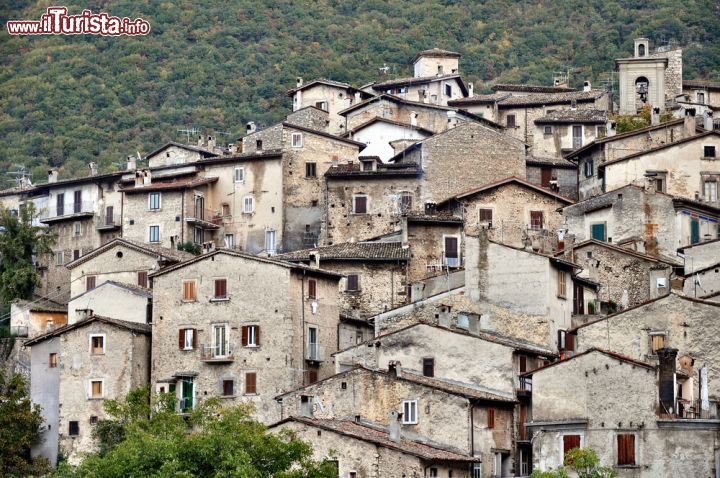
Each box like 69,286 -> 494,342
487,408 -> 495,428
255,326 -> 260,346
566,333 -> 576,352
308,367 -> 318,384
215,279 -> 227,298
347,274 -> 359,291
223,380 -> 234,396
308,279 -> 317,299
355,196 -> 367,214
423,358 -> 435,377
86,276 -> 96,291
192,329 -> 198,349
241,326 -> 248,347
445,237 -> 458,258
246,372 -> 257,394
138,271 -> 148,288
479,208 -> 493,222
519,355 -> 527,373
541,168 -> 552,187
563,435 -> 581,453
617,434 -> 635,465
178,329 -> 185,350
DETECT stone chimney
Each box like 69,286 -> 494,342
354,92 -> 361,103
684,108 -> 696,138
583,81 -> 592,92
309,252 -> 320,268
126,155 -> 137,172
703,111 -> 714,131
468,82 -> 474,96
75,308 -> 94,323
388,361 -> 401,378
651,107 -> 660,126
246,122 -> 257,134
447,110 -> 457,128
48,168 -> 58,184
388,410 -> 402,443
657,347 -> 678,415
410,111 -> 418,127
143,170 -> 152,186
296,77 -> 303,88
207,136 -> 216,150
606,121 -> 617,137
197,135 -> 204,147
88,162 -> 98,176
401,215 -> 409,248
45,319 -> 55,332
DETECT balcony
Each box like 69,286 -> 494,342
306,343 -> 324,362
40,201 -> 96,223
185,206 -> 222,229
517,376 -> 532,398
96,213 -> 121,231
10,326 -> 28,338
200,342 -> 235,363
663,399 -> 719,420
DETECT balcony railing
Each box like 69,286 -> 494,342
178,397 -> 193,414
306,343 -> 324,362
442,254 -> 460,268
40,201 -> 96,222
673,399 -> 718,420
185,206 -> 222,229
200,342 -> 235,362
96,213 -> 121,230
518,376 -> 533,392
10,326 -> 28,337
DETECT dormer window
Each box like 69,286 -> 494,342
361,160 -> 374,172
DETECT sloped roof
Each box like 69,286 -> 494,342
372,74 -> 468,96
568,239 -> 678,266
447,92 -> 511,106
436,176 -> 574,206
145,141 -> 216,160
412,48 -> 462,62
271,417 -> 475,462
119,176 -> 218,193
277,242 -> 410,262
535,109 -> 607,124
325,162 -> 421,178
492,84 -> 578,94
684,79 -> 720,90
12,297 -> 67,313
281,122 -> 367,149
343,116 -> 434,136
521,348 -> 654,377
286,78 -> 370,96
66,237 -> 193,269
69,280 -> 152,302
24,315 -> 151,346
600,130 -> 720,167
498,89 -> 607,108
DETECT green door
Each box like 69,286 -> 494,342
181,380 -> 193,413
591,223 -> 606,241
691,219 -> 700,244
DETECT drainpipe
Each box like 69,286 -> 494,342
470,402 -> 475,456
180,192 -> 185,245
301,270 -> 306,383
120,192 -> 124,238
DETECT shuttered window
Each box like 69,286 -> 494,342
90,380 -> 103,398
138,271 -> 148,288
651,334 -> 666,354
519,356 -> 527,373
506,114 -> 516,128
245,372 -> 257,394
178,329 -> 197,350
557,272 -> 567,298
308,279 -> 317,299
241,325 -> 260,347
530,211 -> 544,230
423,358 -> 435,377
346,274 -> 360,291
563,435 -> 581,455
479,208 -> 493,223
617,434 -> 635,465
222,380 -> 234,396
353,195 -> 367,214
214,279 -> 227,299
86,275 -> 96,291
182,281 -> 197,301
487,408 -> 495,429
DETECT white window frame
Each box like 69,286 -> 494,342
243,196 -> 255,214
265,229 -> 276,254
148,225 -> 160,243
234,167 -> 245,183
88,379 -> 105,399
55,251 -> 64,266
291,132 -> 304,148
477,206 -> 494,227
559,432 -> 585,460
224,234 -> 235,249
73,222 -> 82,237
89,334 -> 106,355
352,194 -> 368,214
247,324 -> 258,347
183,328 -> 194,350
704,180 -> 718,202
402,399 -> 418,424
148,192 -> 161,211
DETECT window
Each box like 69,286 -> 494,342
221,203 -> 230,216
305,162 -> 317,178
346,274 -> 359,291
506,114 -> 516,128
56,193 -> 65,216
234,167 -> 245,183
479,208 -> 493,225
242,325 -> 260,347
650,333 -> 666,354
256,139 -> 263,150
89,380 -> 103,399
705,181 -> 718,202
423,358 -> 434,377
222,379 -> 234,396
214,278 -> 228,299
591,222 -> 606,241
429,468 -> 438,478
457,314 -> 469,329
137,271 -> 148,288
148,225 -> 160,243
437,65 -> 444,74
704,146 -> 716,158
400,192 -> 412,212
243,196 -> 254,213
245,372 -> 257,394
73,222 -> 82,236
55,252 -> 64,266
315,101 -> 328,111
557,271 -> 567,298
224,234 -> 235,249
301,395 -> 313,417
617,434 -> 636,466
69,421 -> 79,437
73,190 -> 82,213
194,227 -> 204,246
265,229 -> 276,254
86,275 -> 96,291
73,249 -> 81,260
584,159 -> 594,177
402,400 -> 418,424
292,132 -> 303,148
473,463 -> 483,478
179,328 -> 196,350
530,211 -> 544,230
49,353 -> 57,368
544,125 -> 553,134
563,434 -> 581,457
148,192 -> 161,210
308,279 -> 317,299
362,160 -> 374,172
444,236 -> 459,267
487,407 -> 495,428
698,92 -> 706,105
90,335 -> 105,354
444,83 -> 452,97
353,195 -> 367,214
182,280 -> 197,301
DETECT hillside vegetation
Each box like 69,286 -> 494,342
1,0 -> 719,186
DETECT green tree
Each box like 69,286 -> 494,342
0,368 -> 50,477
0,203 -> 56,304
52,387 -> 337,478
530,447 -> 616,478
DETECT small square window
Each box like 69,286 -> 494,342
346,274 -> 360,291
704,146 -> 716,158
506,114 -> 516,128
222,379 -> 234,396
90,335 -> 105,355
353,195 -> 367,214
402,400 -> 418,424
69,421 -> 79,436
90,380 -> 103,399
544,125 -> 553,134
182,280 -> 197,301
305,162 -> 317,178
73,249 -> 81,260
650,333 -> 666,354
292,132 -> 303,148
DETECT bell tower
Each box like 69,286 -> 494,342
615,37 -> 675,115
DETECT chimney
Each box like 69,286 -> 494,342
606,121 -> 617,137
48,168 -> 58,184
143,170 -> 152,185
657,347 -> 679,415
401,215 -> 409,248
651,107 -> 660,126
583,81 -> 592,92
88,162 -> 98,176
684,108 -> 696,138
388,410 -> 402,443
246,122 -> 256,134
296,77 -> 303,88
197,135 -> 204,147
207,136 -> 216,150
19,175 -> 31,189
447,110 -> 457,128
309,252 -> 320,268
468,82 -> 474,96
410,111 -> 418,127
45,319 -> 55,332
75,308 -> 94,323
134,171 -> 144,187
126,155 -> 137,171
703,111 -> 714,131
388,361 -> 401,378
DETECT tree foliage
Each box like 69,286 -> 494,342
51,387 -> 338,478
530,447 -> 617,478
0,203 -> 56,304
1,1 -> 719,186
0,368 -> 49,477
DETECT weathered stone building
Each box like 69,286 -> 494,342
343,117 -> 433,162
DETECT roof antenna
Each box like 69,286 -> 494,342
379,63 -> 390,75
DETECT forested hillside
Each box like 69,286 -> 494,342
1,0 -> 719,186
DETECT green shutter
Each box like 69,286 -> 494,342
591,223 -> 606,241
691,219 -> 700,244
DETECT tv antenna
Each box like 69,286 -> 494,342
378,63 -> 390,75
177,127 -> 201,143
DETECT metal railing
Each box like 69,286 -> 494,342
518,376 -> 532,392
306,343 -> 324,361
40,201 -> 96,220
10,326 -> 28,337
185,205 -> 222,226
200,342 -> 235,361
674,399 -> 718,419
96,213 -> 121,229
442,254 -> 460,268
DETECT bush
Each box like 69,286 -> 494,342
177,242 -> 202,255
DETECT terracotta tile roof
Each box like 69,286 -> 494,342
492,84 -> 579,94
272,417 -> 475,462
372,74 -> 466,93
66,237 -> 193,269
145,141 -> 216,159
119,176 -> 218,193
343,117 -> 434,136
684,79 -> 720,90
325,162 -> 421,178
412,48 -> 462,62
535,109 -> 607,124
277,242 -> 410,262
447,92 -> 511,105
12,297 -> 67,313
498,89 -> 606,108
436,176 -> 574,206
24,315 -> 151,346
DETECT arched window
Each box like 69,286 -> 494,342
638,44 -> 646,57
635,77 -> 649,104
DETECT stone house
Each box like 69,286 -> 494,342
146,141 -> 218,168
573,293 -> 720,399
524,348 -> 719,477
564,239 -> 675,310
562,184 -> 720,258
10,297 -> 67,339
343,117 -> 433,162
532,109 -> 607,159
677,239 -> 720,298
25,315 -> 151,464
275,365 -> 516,477
437,177 -> 574,253
404,213 -> 465,285
68,281 -> 151,325
525,156 -> 578,200
149,249 -> 342,424
269,416 -> 477,478
276,241 -> 410,319
681,79 -> 720,117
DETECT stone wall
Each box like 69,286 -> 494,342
285,107 -> 330,132
122,188 -> 189,250
526,163 -> 577,200
29,340 -> 60,466
406,221 -> 463,284
148,145 -> 205,168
